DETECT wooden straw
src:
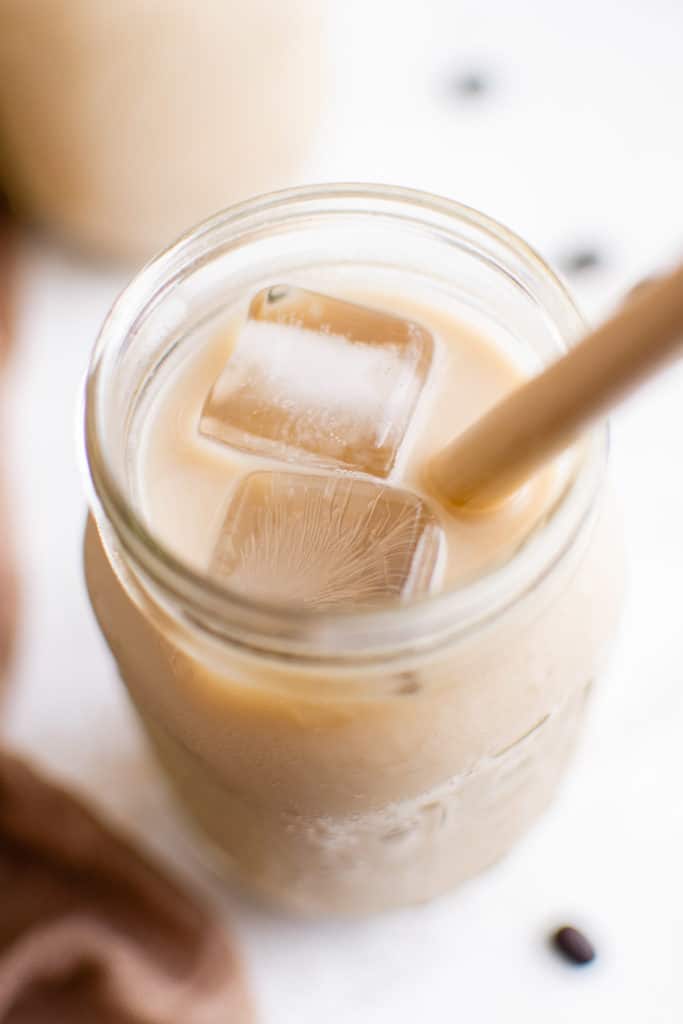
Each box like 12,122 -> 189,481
430,263 -> 683,510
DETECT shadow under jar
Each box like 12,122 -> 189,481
83,185 -> 624,916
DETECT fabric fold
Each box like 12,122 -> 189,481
0,752 -> 254,1023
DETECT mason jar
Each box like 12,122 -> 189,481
0,0 -> 326,259
83,184 -> 624,915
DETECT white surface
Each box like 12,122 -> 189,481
3,1 -> 683,1021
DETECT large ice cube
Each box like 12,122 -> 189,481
200,285 -> 434,478
209,471 -> 444,609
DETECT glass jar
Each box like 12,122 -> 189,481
83,184 -> 624,915
0,0 -> 326,259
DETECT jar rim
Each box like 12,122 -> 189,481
84,182 -> 607,663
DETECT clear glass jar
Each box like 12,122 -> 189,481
83,184 -> 624,915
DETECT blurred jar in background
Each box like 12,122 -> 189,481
0,0 -> 327,260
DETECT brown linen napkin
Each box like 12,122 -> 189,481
0,751 -> 254,1023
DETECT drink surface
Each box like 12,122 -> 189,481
138,286 -> 564,604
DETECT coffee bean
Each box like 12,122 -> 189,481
559,246 -> 604,276
453,71 -> 488,97
552,925 -> 596,965
444,68 -> 493,103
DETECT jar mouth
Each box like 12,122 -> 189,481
84,182 -> 607,662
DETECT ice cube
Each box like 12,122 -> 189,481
200,285 -> 434,478
209,471 -> 444,609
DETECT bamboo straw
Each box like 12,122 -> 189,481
430,264 -> 683,510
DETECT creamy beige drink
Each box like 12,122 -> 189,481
84,186 -> 624,915
139,290 -> 562,593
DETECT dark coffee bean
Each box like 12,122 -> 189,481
552,925 -> 596,965
444,67 -> 493,103
559,247 -> 604,276
453,71 -> 489,97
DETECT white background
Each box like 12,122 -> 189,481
4,1 -> 683,1020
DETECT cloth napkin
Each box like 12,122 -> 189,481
0,751 -> 254,1023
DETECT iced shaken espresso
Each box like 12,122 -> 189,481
84,187 -> 623,914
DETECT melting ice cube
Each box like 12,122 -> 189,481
200,285 -> 434,478
209,471 -> 444,609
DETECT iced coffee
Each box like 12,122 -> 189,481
84,186 -> 623,914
